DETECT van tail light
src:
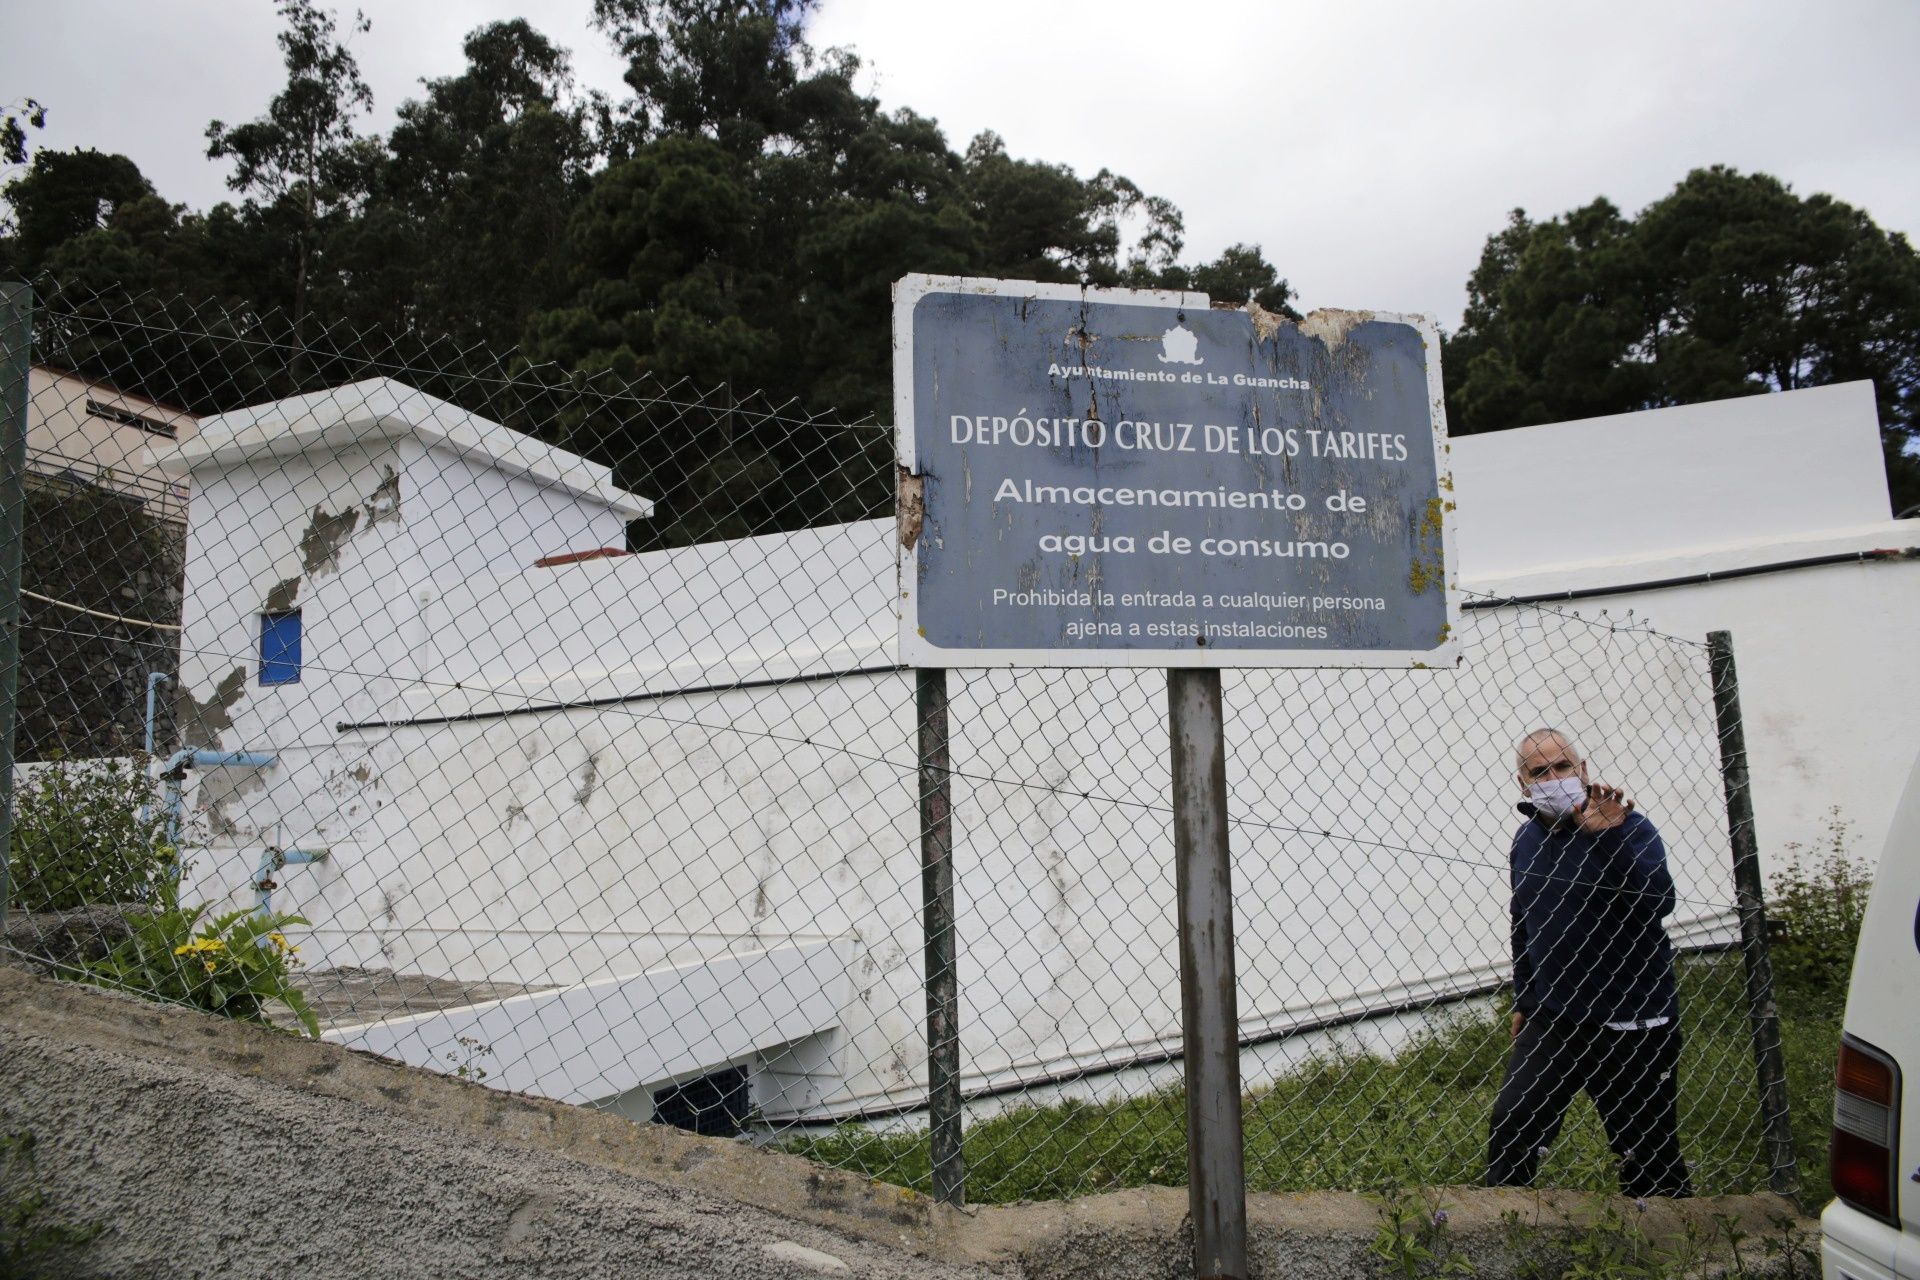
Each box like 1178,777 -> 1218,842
1831,1034 -> 1902,1225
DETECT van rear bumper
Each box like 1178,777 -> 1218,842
1822,1200 -> 1908,1279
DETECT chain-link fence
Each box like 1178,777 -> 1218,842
0,280 -> 1791,1208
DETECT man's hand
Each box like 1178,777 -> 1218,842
1575,783 -> 1634,832
1511,1012 -> 1524,1039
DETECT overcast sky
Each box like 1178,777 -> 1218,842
4,0 -> 1917,329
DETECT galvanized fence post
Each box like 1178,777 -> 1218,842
917,665 -> 964,1205
1167,667 -> 1248,1280
0,283 -> 30,930
1706,629 -> 1800,1196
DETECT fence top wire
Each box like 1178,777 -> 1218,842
1457,588 -> 1710,649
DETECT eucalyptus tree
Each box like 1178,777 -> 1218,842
205,0 -> 375,335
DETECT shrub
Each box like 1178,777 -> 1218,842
78,902 -> 319,1037
6,755 -> 176,911
1766,808 -> 1873,998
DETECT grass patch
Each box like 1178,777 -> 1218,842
786,951 -> 1843,1206
1775,974 -> 1843,1202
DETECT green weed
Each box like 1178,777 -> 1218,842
787,950 -> 1843,1206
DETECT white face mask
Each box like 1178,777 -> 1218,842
1526,775 -> 1588,820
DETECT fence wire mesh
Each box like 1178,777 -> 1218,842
2,281 -> 1782,1206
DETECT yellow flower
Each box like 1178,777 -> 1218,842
174,944 -> 193,956
268,933 -> 288,951
203,961 -> 217,974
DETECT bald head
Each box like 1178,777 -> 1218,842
1516,728 -> 1579,769
1515,728 -> 1586,791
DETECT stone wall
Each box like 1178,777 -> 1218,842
14,476 -> 185,761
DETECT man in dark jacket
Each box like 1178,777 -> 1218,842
1486,728 -> 1693,1197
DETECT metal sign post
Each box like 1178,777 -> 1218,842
894,274 -> 1456,1272
917,665 -> 965,1205
0,283 -> 31,931
1168,667 -> 1246,1278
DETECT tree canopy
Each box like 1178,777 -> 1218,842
4,3 -> 1915,523
1445,166 -> 1920,511
0,1 -> 1306,542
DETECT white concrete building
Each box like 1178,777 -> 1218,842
148,376 -> 1915,1130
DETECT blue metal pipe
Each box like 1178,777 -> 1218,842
140,674 -> 171,828
143,672 -> 168,756
160,750 -> 276,776
159,751 -> 277,849
255,846 -> 329,915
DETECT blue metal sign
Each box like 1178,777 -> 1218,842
895,275 -> 1459,668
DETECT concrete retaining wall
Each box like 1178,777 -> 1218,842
0,963 -> 1818,1279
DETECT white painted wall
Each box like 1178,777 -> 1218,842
276,519 -> 1740,1120
1450,380 -> 1891,577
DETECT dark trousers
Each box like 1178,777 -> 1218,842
1487,1014 -> 1692,1197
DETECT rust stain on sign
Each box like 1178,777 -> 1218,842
1295,307 -> 1376,352
1245,299 -> 1288,344
896,467 -> 925,551
1409,496 -> 1447,595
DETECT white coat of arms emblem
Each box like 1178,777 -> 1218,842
1157,323 -> 1203,365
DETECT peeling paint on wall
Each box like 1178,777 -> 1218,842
280,466 -> 402,606
201,768 -> 271,838
174,667 -> 247,749
299,504 -> 361,577
364,465 -> 402,527
264,577 -> 300,613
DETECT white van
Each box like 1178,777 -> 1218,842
1822,754 -> 1920,1278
